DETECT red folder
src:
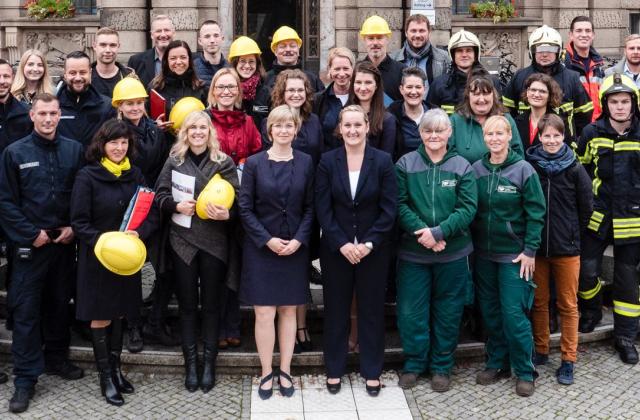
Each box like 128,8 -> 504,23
150,89 -> 166,121
120,187 -> 155,231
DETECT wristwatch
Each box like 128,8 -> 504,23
364,242 -> 373,251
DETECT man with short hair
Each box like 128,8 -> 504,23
0,59 -> 32,153
606,34 -> 640,88
91,27 -> 134,97
0,93 -> 85,413
194,20 -> 228,91
563,16 -> 605,119
360,15 -> 405,105
390,14 -> 450,95
127,15 -> 176,88
57,51 -> 113,147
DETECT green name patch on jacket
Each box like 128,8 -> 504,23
497,185 -> 518,194
441,179 -> 457,187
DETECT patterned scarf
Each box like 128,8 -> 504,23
241,73 -> 261,101
404,40 -> 432,68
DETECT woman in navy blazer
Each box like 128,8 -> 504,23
239,105 -> 314,400
316,105 -> 398,396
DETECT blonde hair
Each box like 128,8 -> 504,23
266,105 -> 301,141
482,115 -> 512,135
207,67 -> 243,109
327,47 -> 355,70
170,110 -> 226,164
11,50 -> 54,102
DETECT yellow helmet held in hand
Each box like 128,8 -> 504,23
94,231 -> 147,276
270,26 -> 303,53
196,173 -> 235,219
229,36 -> 262,61
111,77 -> 148,107
360,15 -> 392,37
169,97 -> 206,131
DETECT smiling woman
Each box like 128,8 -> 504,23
11,49 -> 54,104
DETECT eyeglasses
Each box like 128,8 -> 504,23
527,87 -> 549,95
214,84 -> 238,92
285,88 -> 305,95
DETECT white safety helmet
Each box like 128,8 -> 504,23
447,29 -> 481,61
528,25 -> 563,59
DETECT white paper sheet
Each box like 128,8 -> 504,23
171,170 -> 196,228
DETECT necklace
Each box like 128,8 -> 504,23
267,148 -> 293,161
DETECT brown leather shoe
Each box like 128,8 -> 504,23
476,368 -> 511,385
430,374 -> 450,392
515,379 -> 535,397
398,372 -> 418,389
218,338 -> 229,349
226,337 -> 241,348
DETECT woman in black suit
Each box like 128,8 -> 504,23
316,104 -> 398,396
238,105 -> 315,400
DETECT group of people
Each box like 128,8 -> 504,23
0,9 -> 639,414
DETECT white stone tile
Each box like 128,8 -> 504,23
250,413 -> 304,420
357,408 -> 414,420
250,383 -> 303,413
302,387 -> 357,412
304,411 -> 359,420
352,386 -> 409,411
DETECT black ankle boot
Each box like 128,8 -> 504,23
183,344 -> 199,392
201,344 -> 217,393
110,320 -> 134,394
91,327 -> 125,406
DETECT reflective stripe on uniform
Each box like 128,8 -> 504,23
613,300 -> 640,318
614,141 -> 640,152
578,279 -> 602,300
502,96 -> 515,108
574,101 -> 594,113
613,228 -> 640,239
587,210 -> 605,232
441,105 -> 455,115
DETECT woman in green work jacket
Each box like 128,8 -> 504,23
471,115 -> 545,397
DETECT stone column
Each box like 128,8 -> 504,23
100,0 -> 149,61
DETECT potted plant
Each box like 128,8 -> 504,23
24,0 -> 76,20
469,1 -> 516,24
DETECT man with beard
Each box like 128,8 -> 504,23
263,26 -> 324,92
127,15 -> 176,88
390,14 -> 450,96
0,93 -> 84,413
360,15 -> 405,106
57,51 -> 113,147
193,20 -> 228,91
606,34 -> 640,88
90,27 -> 133,97
503,25 -> 593,139
0,59 -> 32,153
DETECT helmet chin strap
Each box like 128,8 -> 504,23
610,114 -> 633,124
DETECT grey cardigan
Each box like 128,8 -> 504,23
155,152 -> 239,265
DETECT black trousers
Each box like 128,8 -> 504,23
171,249 -> 226,347
321,245 -> 390,380
8,243 -> 75,388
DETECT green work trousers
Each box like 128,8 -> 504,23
396,257 -> 469,375
475,257 -> 536,382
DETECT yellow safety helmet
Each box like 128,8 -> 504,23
528,25 -> 563,58
94,231 -> 147,276
447,29 -> 481,60
196,173 -> 235,219
599,73 -> 640,119
111,77 -> 148,107
360,15 -> 392,37
270,26 -> 303,53
168,97 -> 206,131
228,36 -> 262,61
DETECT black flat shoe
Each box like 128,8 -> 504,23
295,327 -> 313,352
279,371 -> 295,397
326,379 -> 341,394
365,379 -> 381,397
258,372 -> 274,400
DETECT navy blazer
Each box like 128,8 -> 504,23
239,149 -> 315,248
315,145 -> 398,252
127,48 -> 157,89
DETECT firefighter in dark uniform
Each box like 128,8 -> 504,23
0,93 -> 85,413
576,73 -> 640,364
503,25 -> 593,141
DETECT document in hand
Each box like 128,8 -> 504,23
150,89 -> 166,121
120,186 -> 156,231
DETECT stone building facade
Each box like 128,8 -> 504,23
0,0 -> 637,74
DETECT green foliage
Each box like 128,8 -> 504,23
24,0 -> 75,20
469,1 -> 516,24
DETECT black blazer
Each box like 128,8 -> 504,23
127,48 -> 157,89
239,149 -> 315,248
315,145 -> 397,252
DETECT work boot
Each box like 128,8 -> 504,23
9,387 -> 34,413
515,379 -> 535,397
476,368 -> 511,385
126,324 -> 144,353
614,336 -> 639,365
45,359 -> 84,380
110,320 -> 134,394
578,313 -> 602,333
556,361 -> 574,385
91,327 -> 125,406
397,372 -> 418,389
200,344 -> 217,393
430,374 -> 450,392
183,344 -> 199,392
532,352 -> 549,366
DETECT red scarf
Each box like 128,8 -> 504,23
241,73 -> 261,101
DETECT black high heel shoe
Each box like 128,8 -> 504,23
326,378 -> 341,394
258,372 -> 274,400
279,371 -> 295,397
295,327 -> 313,353
365,379 -> 381,397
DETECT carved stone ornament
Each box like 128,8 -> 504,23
478,30 -> 521,66
25,31 -> 85,67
